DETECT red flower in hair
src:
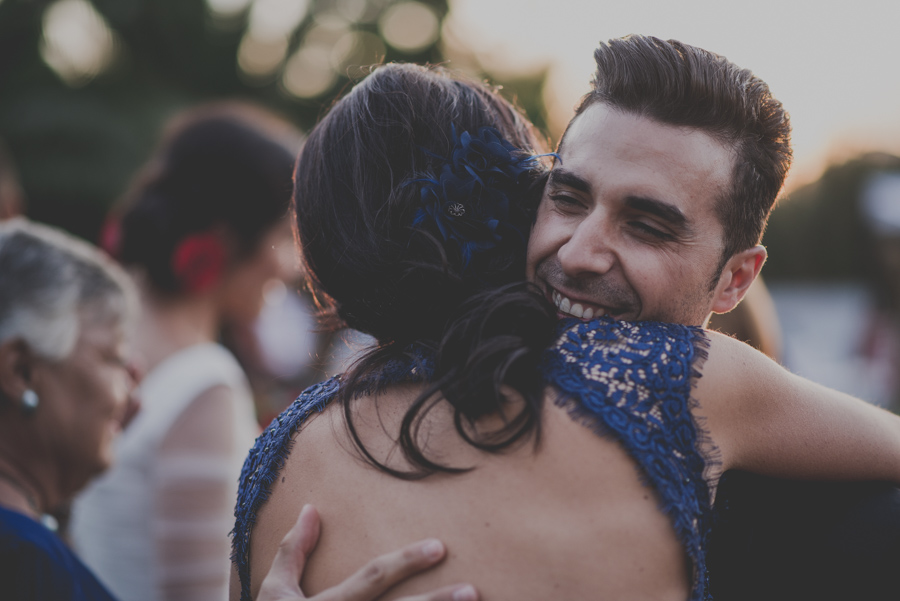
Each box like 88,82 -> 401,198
99,214 -> 122,258
171,232 -> 226,294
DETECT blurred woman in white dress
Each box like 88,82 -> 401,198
71,102 -> 300,601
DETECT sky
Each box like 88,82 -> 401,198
444,0 -> 900,191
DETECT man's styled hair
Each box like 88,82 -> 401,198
573,34 -> 792,264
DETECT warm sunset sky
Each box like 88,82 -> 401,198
445,0 -> 900,191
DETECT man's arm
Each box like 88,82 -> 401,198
696,330 -> 900,482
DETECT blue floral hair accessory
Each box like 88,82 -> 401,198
409,126 -> 557,271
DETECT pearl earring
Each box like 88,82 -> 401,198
21,389 -> 39,414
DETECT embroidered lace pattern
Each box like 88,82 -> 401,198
543,318 -> 715,600
231,377 -> 340,601
231,318 -> 715,601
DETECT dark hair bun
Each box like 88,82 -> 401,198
296,63 -> 559,477
117,103 -> 299,295
295,64 -> 547,343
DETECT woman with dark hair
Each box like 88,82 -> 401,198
231,64 -> 900,601
70,102 -> 301,601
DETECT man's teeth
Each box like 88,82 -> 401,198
551,290 -> 603,319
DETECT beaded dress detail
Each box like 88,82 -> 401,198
543,318 -> 716,599
232,318 -> 715,600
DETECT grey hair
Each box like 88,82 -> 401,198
0,218 -> 137,361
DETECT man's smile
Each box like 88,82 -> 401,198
533,258 -> 641,321
549,287 -> 608,320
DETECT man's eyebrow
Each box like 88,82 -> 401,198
547,168 -> 591,193
625,196 -> 689,229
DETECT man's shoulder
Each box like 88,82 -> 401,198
547,317 -> 708,379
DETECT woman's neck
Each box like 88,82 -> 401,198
0,457 -> 46,519
136,286 -> 221,374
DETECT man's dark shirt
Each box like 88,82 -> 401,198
708,471 -> 900,600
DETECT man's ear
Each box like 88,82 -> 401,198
710,245 -> 767,314
0,338 -> 34,405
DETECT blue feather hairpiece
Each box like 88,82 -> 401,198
409,125 -> 557,271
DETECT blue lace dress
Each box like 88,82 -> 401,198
232,318 -> 716,600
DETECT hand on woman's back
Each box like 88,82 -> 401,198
254,504 -> 477,601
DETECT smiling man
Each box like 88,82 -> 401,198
527,36 -> 787,330
528,35 -> 898,601
530,104 -> 750,325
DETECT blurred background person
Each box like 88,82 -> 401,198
860,170 -> 900,411
70,102 -> 300,601
221,277 -> 340,427
0,217 -> 137,600
764,152 -> 900,411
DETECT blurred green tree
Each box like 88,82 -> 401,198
2,0 -> 497,242
763,152 -> 900,284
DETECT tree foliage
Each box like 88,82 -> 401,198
0,0 -> 549,244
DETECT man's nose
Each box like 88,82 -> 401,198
557,218 -> 616,278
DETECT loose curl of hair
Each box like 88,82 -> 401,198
293,64 -> 558,478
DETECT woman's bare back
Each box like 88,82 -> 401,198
248,386 -> 690,601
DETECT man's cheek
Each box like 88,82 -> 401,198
524,238 -> 545,280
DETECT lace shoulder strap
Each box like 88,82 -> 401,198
230,376 -> 341,601
542,317 -> 715,600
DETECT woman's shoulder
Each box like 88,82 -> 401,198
549,316 -> 707,356
239,375 -> 343,492
0,507 -> 117,600
232,375 -> 342,589
542,317 -> 713,464
545,317 -> 709,388
0,507 -> 57,556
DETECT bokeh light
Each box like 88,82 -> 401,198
237,0 -> 312,81
205,0 -> 253,18
331,31 -> 386,78
39,0 -> 119,87
334,0 -> 369,23
282,45 -> 338,98
379,2 -> 439,53
238,34 -> 290,80
306,12 -> 351,43
249,0 -> 310,40
278,13 -> 352,99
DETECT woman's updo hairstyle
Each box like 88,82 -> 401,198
294,63 -> 559,478
295,63 -> 547,342
115,102 -> 300,296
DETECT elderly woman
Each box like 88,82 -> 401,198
0,218 -> 137,598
